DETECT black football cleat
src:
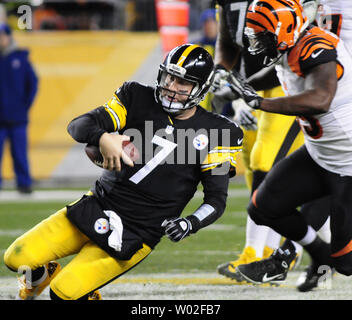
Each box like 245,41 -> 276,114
297,263 -> 335,292
236,248 -> 293,285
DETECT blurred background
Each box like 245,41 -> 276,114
0,0 -> 245,190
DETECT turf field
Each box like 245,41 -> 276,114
0,183 -> 250,277
0,182 -> 350,301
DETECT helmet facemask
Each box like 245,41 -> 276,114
156,63 -> 208,115
245,27 -> 283,67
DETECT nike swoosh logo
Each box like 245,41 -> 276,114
262,273 -> 281,282
311,49 -> 324,59
237,138 -> 243,145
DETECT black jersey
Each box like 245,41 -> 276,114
67,82 -> 243,248
217,0 -> 251,48
217,0 -> 266,77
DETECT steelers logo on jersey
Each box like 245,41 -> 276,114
94,218 -> 110,234
193,134 -> 209,150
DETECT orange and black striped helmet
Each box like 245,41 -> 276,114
245,0 -> 309,66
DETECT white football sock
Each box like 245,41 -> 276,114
298,225 -> 317,246
317,217 -> 331,243
264,228 -> 281,250
244,215 -> 269,258
292,241 -> 303,255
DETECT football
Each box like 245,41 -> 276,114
85,140 -> 140,168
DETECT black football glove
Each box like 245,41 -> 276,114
161,217 -> 193,242
228,70 -> 263,109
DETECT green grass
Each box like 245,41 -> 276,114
0,184 -> 308,277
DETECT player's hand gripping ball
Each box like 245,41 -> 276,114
85,140 -> 140,168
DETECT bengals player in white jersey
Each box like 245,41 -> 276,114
228,0 -> 352,291
318,0 -> 352,56
214,0 -> 307,283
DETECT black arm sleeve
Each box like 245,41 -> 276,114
187,171 -> 229,233
67,106 -> 115,146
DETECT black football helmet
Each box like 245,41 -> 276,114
155,44 -> 215,114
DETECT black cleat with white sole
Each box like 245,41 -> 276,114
237,248 -> 294,285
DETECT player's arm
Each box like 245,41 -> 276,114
188,172 -> 230,232
229,41 -> 339,114
211,6 -> 243,112
67,107 -> 113,146
188,124 -> 243,233
162,173 -> 230,242
162,124 -> 243,242
67,82 -> 133,170
214,5 -> 240,70
246,64 -> 281,91
260,61 -> 337,115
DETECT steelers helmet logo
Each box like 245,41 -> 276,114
94,218 -> 110,234
193,134 -> 208,150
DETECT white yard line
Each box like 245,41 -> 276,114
0,230 -> 25,237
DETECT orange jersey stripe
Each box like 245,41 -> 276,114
331,240 -> 352,258
288,26 -> 340,77
300,37 -> 335,58
252,189 -> 258,208
302,42 -> 335,61
336,63 -> 344,80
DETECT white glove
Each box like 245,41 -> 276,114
232,98 -> 258,131
210,65 -> 240,112
210,65 -> 231,94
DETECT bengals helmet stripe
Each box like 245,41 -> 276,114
276,0 -> 298,28
247,1 -> 278,33
246,0 -> 308,52
247,0 -> 299,32
176,44 -> 200,67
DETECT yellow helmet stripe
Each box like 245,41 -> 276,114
176,44 -> 200,67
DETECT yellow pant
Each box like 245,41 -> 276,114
4,206 -> 152,300
241,86 -> 305,188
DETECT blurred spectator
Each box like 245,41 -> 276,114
198,8 -> 217,55
0,23 -> 38,193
